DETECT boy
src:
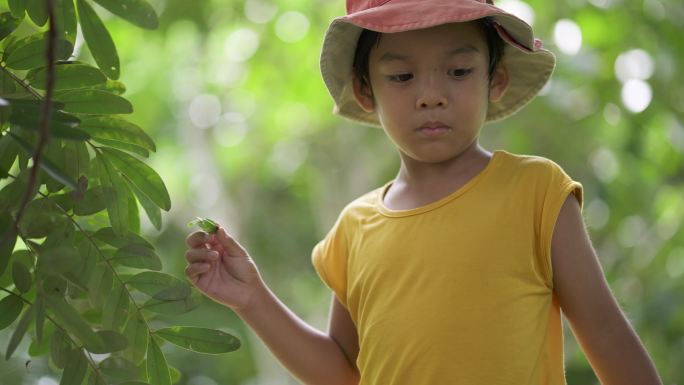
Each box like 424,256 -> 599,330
184,0 -> 663,383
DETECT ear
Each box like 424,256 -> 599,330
488,60 -> 509,103
353,75 -> 375,113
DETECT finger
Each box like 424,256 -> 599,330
185,231 -> 211,248
185,248 -> 219,263
185,262 -> 211,280
216,227 -> 248,258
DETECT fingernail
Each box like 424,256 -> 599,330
209,251 -> 219,259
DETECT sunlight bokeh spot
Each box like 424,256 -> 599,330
225,28 -> 260,62
586,198 -> 610,229
190,173 -> 220,210
36,378 -> 58,385
245,0 -> 279,24
214,112 -> 248,147
590,147 -> 619,183
275,11 -> 310,43
666,248 -> 684,278
614,49 -> 654,83
621,79 -> 652,113
553,19 -> 582,55
603,103 -> 621,125
618,215 -> 648,248
497,0 -> 535,26
189,94 -> 222,129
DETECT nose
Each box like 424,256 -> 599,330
415,74 -> 448,110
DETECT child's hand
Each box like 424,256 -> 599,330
184,226 -> 263,312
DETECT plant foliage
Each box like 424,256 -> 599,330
0,0 -> 240,383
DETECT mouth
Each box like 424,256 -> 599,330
417,121 -> 451,137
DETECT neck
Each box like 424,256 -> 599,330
395,141 -> 491,188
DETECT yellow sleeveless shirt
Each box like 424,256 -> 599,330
312,150 -> 583,385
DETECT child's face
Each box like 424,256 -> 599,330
353,22 -> 508,164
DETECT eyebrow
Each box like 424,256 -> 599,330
378,44 -> 480,62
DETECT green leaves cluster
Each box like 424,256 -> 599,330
0,1 -> 240,384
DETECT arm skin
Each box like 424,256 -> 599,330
551,195 -> 663,385
234,287 -> 360,385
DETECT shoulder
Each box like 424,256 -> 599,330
495,150 -> 583,205
497,150 -> 570,177
331,184 -> 386,229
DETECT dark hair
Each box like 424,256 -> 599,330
352,18 -> 505,91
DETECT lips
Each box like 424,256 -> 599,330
417,121 -> 451,137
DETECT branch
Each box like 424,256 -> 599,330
11,0 -> 58,238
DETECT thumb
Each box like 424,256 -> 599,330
216,227 -> 248,258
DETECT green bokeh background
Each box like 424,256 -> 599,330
2,0 -> 683,383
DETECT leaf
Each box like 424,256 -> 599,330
64,141 -> 91,182
8,132 -> 79,190
43,274 -> 68,296
92,227 -> 152,249
50,329 -> 70,369
146,336 -> 170,385
28,321 -> 54,356
45,295 -> 104,350
0,212 -> 18,277
5,33 -> 73,70
96,153 -> 130,235
126,272 -> 190,300
28,63 -> 107,90
154,327 -> 241,354
77,0 -> 120,79
55,90 -> 133,114
88,330 -> 128,353
6,99 -> 86,141
79,116 -> 155,152
0,295 -> 24,330
127,190 -> 140,234
93,0 -> 158,29
122,308 -> 148,364
19,198 -> 68,239
55,0 -> 77,42
112,243 -> 162,270
0,12 -> 22,41
37,246 -> 81,275
5,303 -> 33,359
18,196 -> 68,238
35,294 -> 45,342
8,0 -> 25,18
95,138 -> 150,158
60,348 -> 88,385
126,178 -> 161,230
0,134 -> 20,178
12,260 -> 32,293
101,147 -> 170,211
142,295 -> 200,315
99,356 -> 141,381
25,0 -> 47,26
103,282 -> 130,331
74,187 -> 107,216
87,263 -> 113,307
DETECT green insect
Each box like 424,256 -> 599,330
188,217 -> 219,233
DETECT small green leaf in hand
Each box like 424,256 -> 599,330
187,217 -> 218,234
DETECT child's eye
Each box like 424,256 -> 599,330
388,73 -> 413,82
448,68 -> 473,77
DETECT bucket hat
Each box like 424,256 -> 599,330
320,0 -> 555,127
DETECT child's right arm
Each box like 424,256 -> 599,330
184,227 -> 360,385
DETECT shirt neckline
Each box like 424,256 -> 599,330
376,150 -> 506,217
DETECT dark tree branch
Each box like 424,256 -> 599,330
10,0 -> 58,234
